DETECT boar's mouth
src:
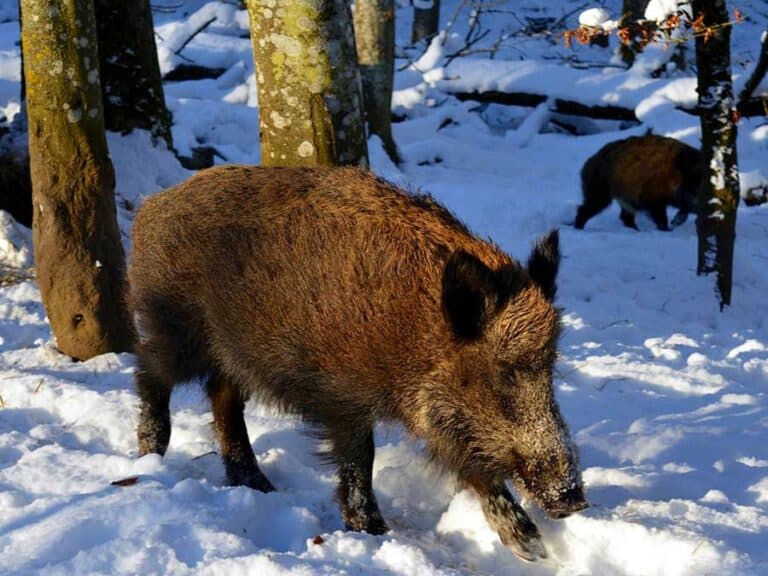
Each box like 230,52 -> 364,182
543,493 -> 589,519
505,464 -> 589,520
536,483 -> 589,519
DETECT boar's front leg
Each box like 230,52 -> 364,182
467,476 -> 547,562
333,426 -> 389,535
207,372 -> 274,493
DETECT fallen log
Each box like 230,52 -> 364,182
449,89 -> 766,120
450,90 -> 639,121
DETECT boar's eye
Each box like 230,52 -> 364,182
499,364 -> 516,385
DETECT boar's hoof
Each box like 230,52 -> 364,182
343,509 -> 390,535
224,458 -> 275,493
500,528 -> 548,563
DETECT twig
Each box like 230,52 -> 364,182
34,378 -> 44,393
151,2 -> 183,14
552,2 -> 590,30
600,319 -> 631,329
442,0 -> 472,46
0,391 -> 4,408
175,16 -> 217,56
691,539 -> 706,556
192,450 -> 217,461
593,377 -> 629,391
396,42 -> 435,73
445,29 -> 492,66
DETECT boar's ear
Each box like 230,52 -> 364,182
527,229 -> 560,301
442,251 -> 498,340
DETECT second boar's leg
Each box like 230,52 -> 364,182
468,477 -> 547,562
207,372 -> 274,493
334,426 -> 389,535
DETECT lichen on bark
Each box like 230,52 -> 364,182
249,0 -> 368,167
21,0 -> 132,359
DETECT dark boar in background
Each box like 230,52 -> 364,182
129,166 -> 586,561
575,134 -> 703,231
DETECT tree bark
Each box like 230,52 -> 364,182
21,0 -> 133,359
354,0 -> 399,163
0,1 -> 32,227
620,0 -> 649,66
93,0 -> 173,149
693,0 -> 740,309
412,0 -> 440,44
248,0 -> 368,167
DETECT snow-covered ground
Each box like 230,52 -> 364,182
1,1 -> 767,574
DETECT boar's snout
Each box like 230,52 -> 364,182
544,484 -> 588,519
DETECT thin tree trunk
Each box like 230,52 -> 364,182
94,0 -> 173,149
354,0 -> 399,163
737,27 -> 768,107
21,0 -> 133,359
0,0 -> 31,227
693,0 -> 740,309
412,0 -> 440,44
620,0 -> 649,66
248,0 -> 368,167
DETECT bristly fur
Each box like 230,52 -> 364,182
129,165 -> 586,560
575,135 -> 703,231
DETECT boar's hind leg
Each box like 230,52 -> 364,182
334,426 -> 389,535
208,372 -> 274,493
648,203 -> 670,231
574,185 -> 612,229
470,478 -> 547,562
136,364 -> 172,457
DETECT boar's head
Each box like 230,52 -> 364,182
422,229 -> 586,519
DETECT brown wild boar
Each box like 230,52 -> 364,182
129,166 -> 587,561
575,134 -> 703,231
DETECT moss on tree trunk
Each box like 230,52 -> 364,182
248,0 -> 368,167
354,0 -> 399,163
94,0 -> 173,149
21,0 -> 133,359
693,0 -> 739,309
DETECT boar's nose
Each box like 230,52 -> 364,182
548,486 -> 589,519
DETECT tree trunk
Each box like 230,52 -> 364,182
21,0 -> 133,359
354,0 -> 399,163
620,0 -> 649,66
737,27 -> 768,107
248,0 -> 368,167
412,0 -> 439,44
693,0 -> 740,309
93,0 -> 173,149
0,1 -> 32,227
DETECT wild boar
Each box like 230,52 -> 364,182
129,166 -> 587,561
574,134 -> 703,231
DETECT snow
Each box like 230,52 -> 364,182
645,0 -> 692,23
578,8 -> 613,30
1,0 -> 767,574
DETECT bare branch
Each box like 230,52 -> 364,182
174,16 -> 217,56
